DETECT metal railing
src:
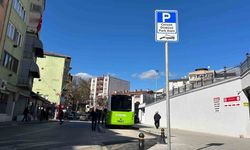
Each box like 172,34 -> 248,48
143,55 -> 250,105
240,55 -> 250,75
168,66 -> 240,97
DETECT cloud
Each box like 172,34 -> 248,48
74,72 -> 93,79
132,70 -> 178,80
138,69 -> 159,80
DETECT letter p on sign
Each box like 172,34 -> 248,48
162,13 -> 171,22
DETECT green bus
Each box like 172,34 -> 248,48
106,94 -> 134,126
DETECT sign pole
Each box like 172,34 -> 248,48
155,10 -> 177,150
165,42 -> 171,150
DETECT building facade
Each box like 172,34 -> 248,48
89,75 -> 130,107
189,68 -> 215,85
140,56 -> 250,138
0,0 -> 45,122
0,0 -> 10,44
32,52 -> 71,105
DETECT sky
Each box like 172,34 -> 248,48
40,0 -> 250,91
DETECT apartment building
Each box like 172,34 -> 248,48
0,0 -> 45,122
189,68 -> 215,85
32,52 -> 71,105
89,75 -> 130,107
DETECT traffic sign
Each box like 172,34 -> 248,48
224,96 -> 240,102
155,10 -> 178,42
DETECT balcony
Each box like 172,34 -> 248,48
24,32 -> 44,58
18,59 -> 40,89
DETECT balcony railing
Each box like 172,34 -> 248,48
143,56 -> 250,106
240,56 -> 250,75
147,66 -> 241,105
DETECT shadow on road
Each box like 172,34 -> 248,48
196,143 -> 224,150
0,121 -> 157,150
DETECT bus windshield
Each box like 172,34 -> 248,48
111,95 -> 132,111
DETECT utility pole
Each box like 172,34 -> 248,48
165,42 -> 171,150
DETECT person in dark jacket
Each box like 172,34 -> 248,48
58,109 -> 64,125
96,108 -> 102,124
154,112 -> 161,129
22,107 -> 29,122
90,108 -> 97,131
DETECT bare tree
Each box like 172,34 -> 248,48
96,96 -> 108,109
64,77 -> 90,111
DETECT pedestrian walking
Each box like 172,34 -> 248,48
29,104 -> 35,120
22,107 -> 29,122
40,108 -> 45,121
58,109 -> 64,125
45,108 -> 49,120
90,108 -> 97,131
154,111 -> 161,129
96,108 -> 101,124
101,108 -> 107,124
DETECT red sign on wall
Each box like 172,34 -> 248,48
224,96 -> 240,102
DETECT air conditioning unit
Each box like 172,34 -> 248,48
0,79 -> 7,90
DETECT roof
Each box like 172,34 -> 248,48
195,68 -> 208,71
169,78 -> 189,82
44,52 -> 71,59
112,90 -> 154,95
189,70 -> 215,75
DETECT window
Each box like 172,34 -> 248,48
7,22 -> 15,40
7,22 -> 22,47
13,30 -> 22,47
2,51 -> 19,73
30,4 -> 41,12
13,0 -> 26,21
111,95 -> 132,111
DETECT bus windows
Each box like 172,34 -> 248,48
111,95 -> 132,111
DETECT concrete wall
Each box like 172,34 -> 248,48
142,77 -> 250,138
0,114 -> 12,122
108,76 -> 130,96
33,55 -> 65,104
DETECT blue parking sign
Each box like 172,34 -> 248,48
155,10 -> 178,42
157,12 -> 176,23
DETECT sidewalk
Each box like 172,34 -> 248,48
0,119 -> 57,128
135,124 -> 250,150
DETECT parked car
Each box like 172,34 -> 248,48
79,114 -> 89,121
67,112 -> 80,120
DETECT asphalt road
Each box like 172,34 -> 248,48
0,121 -> 157,150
